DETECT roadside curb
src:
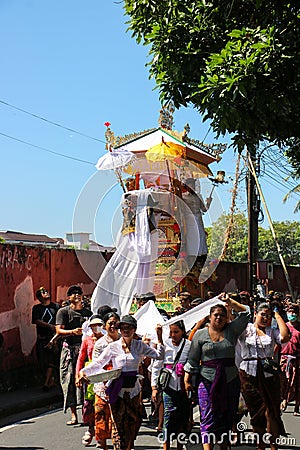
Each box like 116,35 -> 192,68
0,386 -> 63,420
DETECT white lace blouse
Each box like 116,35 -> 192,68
236,322 -> 282,378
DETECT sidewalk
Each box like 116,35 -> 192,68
0,384 -> 63,422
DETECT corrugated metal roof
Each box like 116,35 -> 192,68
0,230 -> 62,244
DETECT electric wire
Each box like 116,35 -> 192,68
0,99 -> 106,144
0,131 -> 95,166
241,151 -> 300,197
263,168 -> 300,196
262,176 -> 290,195
1,98 -> 299,199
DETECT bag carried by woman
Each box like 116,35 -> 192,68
158,338 -> 186,391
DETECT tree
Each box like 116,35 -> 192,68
124,1 -> 300,158
283,183 -> 300,213
207,212 -> 248,262
258,220 -> 300,265
207,212 -> 248,263
207,213 -> 300,265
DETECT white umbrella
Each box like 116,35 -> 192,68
95,147 -> 136,192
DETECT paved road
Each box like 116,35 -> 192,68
0,402 -> 299,449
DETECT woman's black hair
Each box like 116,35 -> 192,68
170,320 -> 188,338
255,302 -> 272,313
209,304 -> 227,316
103,311 -> 120,323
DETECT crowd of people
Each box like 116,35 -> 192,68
31,285 -> 300,450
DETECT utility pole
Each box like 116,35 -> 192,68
247,146 -> 259,295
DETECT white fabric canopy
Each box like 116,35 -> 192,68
133,296 -> 223,342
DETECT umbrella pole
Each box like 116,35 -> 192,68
208,184 -> 216,198
115,169 -> 126,193
165,160 -> 173,192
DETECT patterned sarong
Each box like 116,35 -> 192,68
280,355 -> 300,405
110,392 -> 142,450
60,342 -> 82,413
162,386 -> 191,442
198,376 -> 240,444
94,395 -> 116,442
240,363 -> 286,445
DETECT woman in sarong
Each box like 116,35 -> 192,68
236,302 -> 290,450
184,294 -> 250,450
151,320 -> 191,450
78,315 -> 164,450
75,315 -> 104,446
92,311 -> 120,449
280,303 -> 300,415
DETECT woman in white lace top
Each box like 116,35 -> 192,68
236,302 -> 290,450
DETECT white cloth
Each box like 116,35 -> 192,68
83,338 -> 164,399
133,300 -> 169,342
151,338 -> 191,390
162,296 -> 222,333
182,191 -> 208,256
91,189 -> 160,315
236,322 -> 282,378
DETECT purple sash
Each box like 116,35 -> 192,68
106,371 -> 137,404
165,362 -> 185,376
202,358 -> 235,413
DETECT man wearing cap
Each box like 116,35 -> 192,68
56,285 -> 92,425
32,287 -> 60,390
134,293 -> 149,310
175,291 -> 193,315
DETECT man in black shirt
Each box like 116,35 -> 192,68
56,285 -> 92,425
32,287 -> 60,390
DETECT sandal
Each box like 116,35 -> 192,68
96,443 -> 108,449
82,431 -> 93,446
66,418 -> 78,426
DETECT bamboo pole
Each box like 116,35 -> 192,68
221,153 -> 241,261
247,152 -> 295,300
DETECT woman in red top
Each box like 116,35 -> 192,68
280,303 -> 300,415
76,315 -> 104,446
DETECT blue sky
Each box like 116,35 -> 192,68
1,0 -> 299,246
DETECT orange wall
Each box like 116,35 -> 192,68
0,243 -> 109,374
